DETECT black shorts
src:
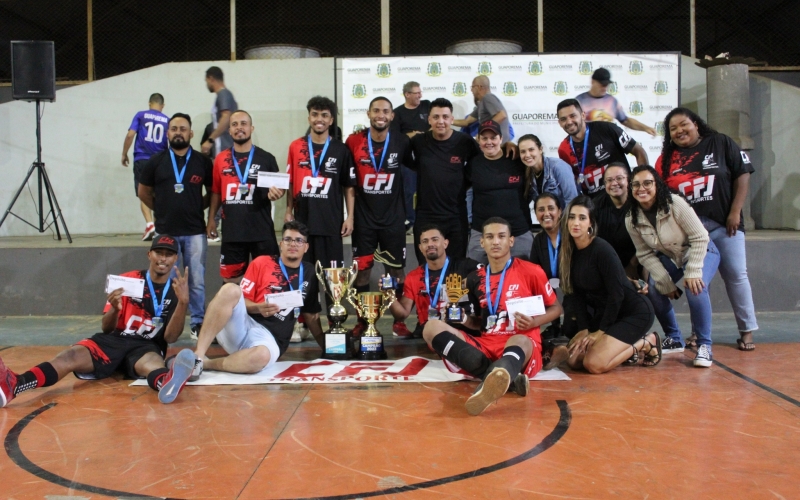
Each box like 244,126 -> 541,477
133,159 -> 148,196
352,222 -> 406,270
74,333 -> 164,380
302,235 -> 344,269
220,238 -> 279,279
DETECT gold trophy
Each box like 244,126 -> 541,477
346,277 -> 396,360
445,273 -> 469,322
316,260 -> 358,359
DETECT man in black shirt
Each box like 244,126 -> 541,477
139,113 -> 213,339
466,120 -> 531,263
409,98 -> 480,264
393,81 -> 431,231
192,221 -> 323,377
207,110 -> 284,284
556,98 -> 648,198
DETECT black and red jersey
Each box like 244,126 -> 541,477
345,129 -> 412,228
240,256 -> 321,356
655,133 -> 754,231
212,146 -> 279,242
557,121 -> 636,196
465,257 -> 556,340
286,136 -> 356,236
102,270 -> 178,352
403,258 -> 480,324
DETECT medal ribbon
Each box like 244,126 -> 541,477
425,257 -> 449,309
231,146 -> 255,187
279,259 -> 304,292
548,232 -> 561,279
568,126 -> 590,177
485,258 -> 512,317
307,135 -> 330,178
146,271 -> 172,322
367,131 -> 390,173
169,148 -> 192,185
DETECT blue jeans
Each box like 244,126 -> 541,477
647,240 -> 720,349
175,234 -> 207,327
701,217 -> 758,332
402,166 -> 416,225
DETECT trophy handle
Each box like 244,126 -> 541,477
345,287 -> 362,316
380,289 -> 397,316
315,260 -> 324,284
347,261 -> 359,286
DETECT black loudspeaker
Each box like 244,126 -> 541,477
11,40 -> 56,102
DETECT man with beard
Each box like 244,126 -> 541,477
556,98 -> 648,198
207,110 -> 284,284
409,98 -> 480,264
201,66 -> 238,158
1,235 -> 195,407
389,224 -> 480,338
345,97 -> 412,337
139,113 -> 213,339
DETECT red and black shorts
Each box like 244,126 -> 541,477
74,333 -> 164,380
441,332 -> 542,379
352,222 -> 407,271
220,239 -> 279,279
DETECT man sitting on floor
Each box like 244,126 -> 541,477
1,235 -> 196,408
423,217 -> 563,416
191,221 -> 323,377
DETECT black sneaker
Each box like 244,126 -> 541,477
507,372 -> 529,397
465,366 -> 511,416
661,337 -> 685,354
190,324 -> 202,341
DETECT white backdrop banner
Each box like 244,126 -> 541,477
340,53 -> 679,161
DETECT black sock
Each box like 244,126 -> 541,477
147,368 -> 169,391
497,345 -> 526,378
14,362 -> 59,396
431,332 -> 491,378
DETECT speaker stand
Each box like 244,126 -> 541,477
0,100 -> 71,242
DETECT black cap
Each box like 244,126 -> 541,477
591,68 -> 612,85
478,119 -> 502,137
150,234 -> 179,253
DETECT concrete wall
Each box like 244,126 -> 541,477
749,74 -> 800,230
680,55 -> 707,120
0,59 -> 335,237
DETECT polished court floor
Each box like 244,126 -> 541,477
0,315 -> 798,499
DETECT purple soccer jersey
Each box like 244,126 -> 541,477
130,110 -> 169,161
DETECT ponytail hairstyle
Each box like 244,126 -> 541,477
559,195 -> 598,294
518,133 -> 544,198
660,107 -> 716,182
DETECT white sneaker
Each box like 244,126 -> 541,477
693,345 -> 713,368
290,322 -> 304,343
142,222 -> 155,241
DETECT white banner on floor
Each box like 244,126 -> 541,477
131,356 -> 570,385
340,53 -> 680,161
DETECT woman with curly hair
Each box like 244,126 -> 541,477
626,165 -> 720,367
656,108 -> 757,351
558,196 -> 658,373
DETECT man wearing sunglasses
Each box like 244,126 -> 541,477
191,221 -> 323,378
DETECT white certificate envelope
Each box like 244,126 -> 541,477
105,274 -> 145,299
265,290 -> 304,309
505,295 -> 546,318
257,172 -> 290,189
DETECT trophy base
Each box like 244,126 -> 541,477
321,330 -> 354,360
358,335 -> 387,360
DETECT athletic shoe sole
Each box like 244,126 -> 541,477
159,349 -> 194,404
693,358 -> 713,368
508,372 -> 529,397
662,347 -> 685,354
465,367 -> 511,416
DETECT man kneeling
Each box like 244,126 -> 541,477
192,221 -> 323,377
1,235 -> 195,408
424,217 -> 562,416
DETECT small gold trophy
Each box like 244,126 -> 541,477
346,276 -> 396,360
445,273 -> 469,323
316,261 -> 358,359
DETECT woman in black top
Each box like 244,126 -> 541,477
529,193 -> 567,343
559,196 -> 658,373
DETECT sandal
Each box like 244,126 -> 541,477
640,331 -> 662,367
737,337 -> 756,351
624,350 -> 639,365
